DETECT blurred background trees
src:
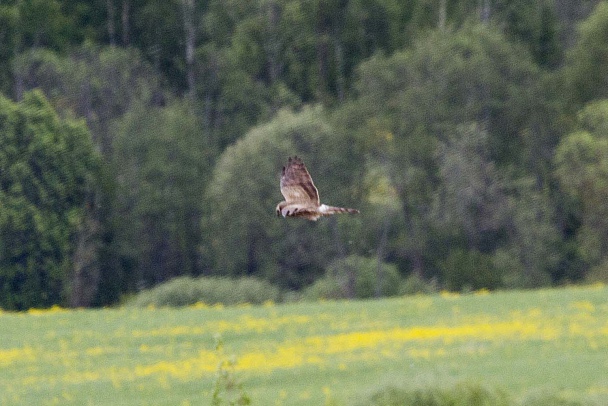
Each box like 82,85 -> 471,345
205,106 -> 361,290
1,0 -> 608,307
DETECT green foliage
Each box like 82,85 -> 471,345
205,106 -> 362,289
440,249 -> 501,291
211,335 -> 251,406
13,45 -> 162,155
300,277 -> 344,301
112,100 -> 211,287
346,23 -> 542,280
495,0 -> 562,68
126,276 -> 280,308
354,23 -> 540,163
496,178 -> 561,287
565,2 -> 608,105
0,4 -> 18,95
2,0 -> 607,305
1,286 -> 607,405
555,100 -> 608,270
358,382 -> 511,406
399,273 -> 438,295
432,122 -> 509,251
303,255 -> 401,300
195,43 -> 288,150
520,392 -> 590,406
358,382 -> 593,406
0,90 -> 99,310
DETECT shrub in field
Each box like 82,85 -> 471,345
211,335 -> 250,406
399,274 -> 438,295
357,382 -> 511,406
127,276 -> 280,307
303,255 -> 401,300
356,383 -> 595,406
301,276 -> 344,300
440,249 -> 502,291
519,392 -> 590,406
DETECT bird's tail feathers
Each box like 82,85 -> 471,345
320,205 -> 360,215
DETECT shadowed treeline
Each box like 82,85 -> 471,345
2,1 -> 608,309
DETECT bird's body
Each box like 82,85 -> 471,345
276,156 -> 359,221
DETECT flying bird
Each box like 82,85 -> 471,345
276,156 -> 359,221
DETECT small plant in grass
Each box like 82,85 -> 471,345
211,334 -> 251,406
358,382 -> 511,406
520,391 -> 590,406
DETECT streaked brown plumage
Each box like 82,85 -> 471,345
276,156 -> 359,221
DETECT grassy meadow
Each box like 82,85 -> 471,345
1,285 -> 608,405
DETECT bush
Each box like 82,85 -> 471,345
355,382 -> 596,406
519,391 -> 591,406
357,382 -> 510,406
440,249 -> 502,292
399,274 -> 438,295
303,255 -> 401,300
126,276 -> 280,307
585,258 -> 608,284
301,277 -> 344,301
493,249 -> 552,289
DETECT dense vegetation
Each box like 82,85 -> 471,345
2,0 -> 608,309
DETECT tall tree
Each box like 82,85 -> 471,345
205,106 -> 361,289
348,23 -> 539,278
181,0 -> 197,99
496,177 -> 561,287
554,0 -> 600,48
0,3 -> 18,96
132,0 -> 184,88
112,100 -> 210,289
432,122 -> 509,252
494,0 -> 561,67
12,45 -> 162,156
0,90 -> 99,310
555,100 -> 608,276
564,1 -> 608,106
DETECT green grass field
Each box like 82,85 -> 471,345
1,285 -> 608,405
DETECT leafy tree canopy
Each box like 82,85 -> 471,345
555,100 -> 608,270
205,106 -> 361,289
0,90 -> 99,310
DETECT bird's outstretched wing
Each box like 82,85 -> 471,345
280,156 -> 320,206
277,156 -> 359,221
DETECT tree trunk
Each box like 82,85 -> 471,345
333,28 -> 345,102
438,0 -> 447,31
265,1 -> 281,84
400,197 -> 426,279
181,0 -> 196,99
121,0 -> 130,45
411,252 -> 424,279
70,207 -> 101,307
479,0 -> 490,23
329,218 -> 355,298
106,0 -> 116,46
316,33 -> 329,100
315,1 -> 330,101
375,216 -> 390,298
14,73 -> 24,101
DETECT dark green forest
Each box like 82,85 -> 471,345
2,0 -> 608,310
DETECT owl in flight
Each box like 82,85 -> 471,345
276,156 -> 359,221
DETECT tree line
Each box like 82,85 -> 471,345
1,0 -> 608,309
